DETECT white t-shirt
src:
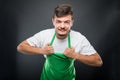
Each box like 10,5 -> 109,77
27,28 -> 96,55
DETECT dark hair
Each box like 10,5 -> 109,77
53,4 -> 73,19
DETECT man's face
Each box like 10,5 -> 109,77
52,15 -> 74,38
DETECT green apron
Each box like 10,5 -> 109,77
40,32 -> 75,80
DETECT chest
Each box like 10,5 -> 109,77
52,37 -> 68,53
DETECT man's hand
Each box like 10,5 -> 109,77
64,47 -> 77,59
43,43 -> 54,55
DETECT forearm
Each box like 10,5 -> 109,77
17,40 -> 45,55
74,53 -> 103,67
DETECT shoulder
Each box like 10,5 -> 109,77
39,28 -> 55,34
34,28 -> 55,36
29,28 -> 55,41
70,30 -> 86,40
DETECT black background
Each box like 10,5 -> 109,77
0,0 -> 120,80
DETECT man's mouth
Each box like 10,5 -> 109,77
59,29 -> 66,32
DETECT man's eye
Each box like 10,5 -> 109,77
56,21 -> 61,23
65,21 -> 70,24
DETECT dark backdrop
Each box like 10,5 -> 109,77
0,0 -> 120,80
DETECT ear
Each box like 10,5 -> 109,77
71,19 -> 74,27
52,18 -> 55,26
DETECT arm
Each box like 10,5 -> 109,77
17,40 -> 54,55
75,52 -> 103,67
64,48 -> 103,67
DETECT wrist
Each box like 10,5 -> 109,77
39,48 -> 46,54
74,53 -> 79,60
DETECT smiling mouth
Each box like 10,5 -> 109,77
58,33 -> 65,36
59,29 -> 66,32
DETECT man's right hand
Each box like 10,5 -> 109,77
42,43 -> 54,55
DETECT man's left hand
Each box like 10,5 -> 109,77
64,47 -> 77,59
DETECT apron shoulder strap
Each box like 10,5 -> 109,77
50,32 -> 56,46
68,33 -> 71,48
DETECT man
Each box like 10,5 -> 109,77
17,4 -> 103,80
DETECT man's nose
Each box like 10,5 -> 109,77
61,23 -> 65,28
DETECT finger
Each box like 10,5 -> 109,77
47,46 -> 54,51
66,48 -> 69,50
48,47 -> 53,51
70,46 -> 74,49
48,46 -> 53,49
45,43 -> 50,47
48,48 -> 54,54
70,47 -> 75,50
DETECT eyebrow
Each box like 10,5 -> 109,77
56,19 -> 71,22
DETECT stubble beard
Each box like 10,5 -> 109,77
56,30 -> 69,39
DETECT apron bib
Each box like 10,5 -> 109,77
40,32 -> 75,80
